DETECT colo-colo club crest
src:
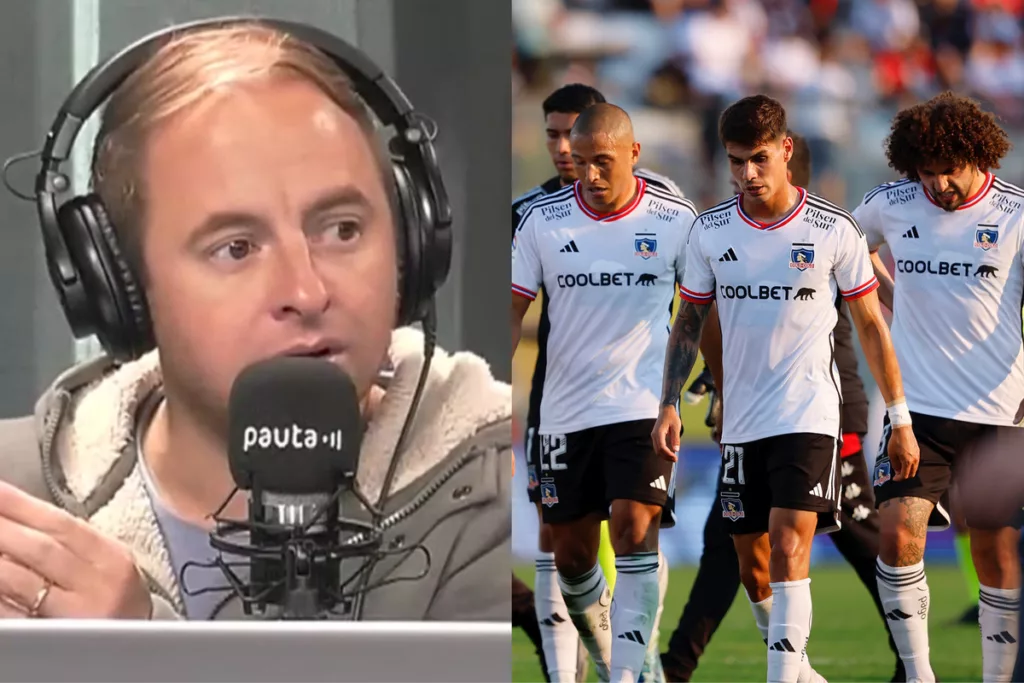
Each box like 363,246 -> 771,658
975,226 -> 999,251
790,243 -> 815,271
635,234 -> 658,260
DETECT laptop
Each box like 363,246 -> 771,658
0,620 -> 511,682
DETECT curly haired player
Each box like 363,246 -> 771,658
854,92 -> 1024,683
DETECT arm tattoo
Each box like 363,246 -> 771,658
660,300 -> 711,407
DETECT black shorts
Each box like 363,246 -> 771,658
839,448 -> 878,526
525,424 -> 543,504
536,419 -> 675,525
872,412 -> 1014,530
718,432 -> 841,536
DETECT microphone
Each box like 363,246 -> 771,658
206,356 -> 383,619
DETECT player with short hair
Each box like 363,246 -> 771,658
659,130 -> 904,683
513,102 -> 697,683
653,95 -> 919,683
855,91 -> 1024,683
513,82 -> 683,683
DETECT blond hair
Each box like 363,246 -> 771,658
91,21 -> 395,278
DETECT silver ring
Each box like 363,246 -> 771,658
28,581 -> 52,618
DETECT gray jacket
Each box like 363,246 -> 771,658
0,327 -> 511,621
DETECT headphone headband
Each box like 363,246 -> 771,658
39,17 -> 419,164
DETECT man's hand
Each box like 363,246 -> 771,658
0,481 -> 152,619
1015,397 -> 1023,425
709,393 -> 723,444
887,425 -> 920,482
652,405 -> 683,462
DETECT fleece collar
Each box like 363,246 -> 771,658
34,327 -> 510,612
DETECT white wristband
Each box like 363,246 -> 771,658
887,399 -> 912,428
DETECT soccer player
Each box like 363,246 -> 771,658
512,83 -> 683,683
955,428 -> 1024,680
512,103 -> 697,683
854,91 -> 1024,683
652,95 -> 919,683
659,131 -> 905,683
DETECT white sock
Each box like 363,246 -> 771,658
575,639 -> 591,683
559,563 -> 612,681
875,559 -> 935,682
536,554 -> 582,682
610,552 -> 661,683
749,593 -> 773,644
748,593 -> 820,683
979,585 -> 1020,683
639,549 -> 670,682
767,579 -> 813,683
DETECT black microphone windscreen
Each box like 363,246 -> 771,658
227,357 -> 362,494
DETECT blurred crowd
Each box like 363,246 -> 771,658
513,0 -> 1024,207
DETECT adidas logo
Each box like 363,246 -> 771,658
902,226 -> 920,239
769,638 -> 796,653
560,240 -> 580,253
650,475 -> 668,491
617,630 -> 646,645
987,630 -> 1018,644
808,483 -> 823,498
540,613 -> 567,627
885,609 -> 912,621
718,248 -> 739,262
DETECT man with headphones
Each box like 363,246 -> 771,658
0,18 -> 511,621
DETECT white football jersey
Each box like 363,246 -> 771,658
854,173 -> 1024,426
681,188 -> 879,443
512,178 -> 698,435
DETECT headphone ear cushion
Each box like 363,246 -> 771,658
91,200 -> 151,339
57,195 -> 153,360
392,162 -> 424,327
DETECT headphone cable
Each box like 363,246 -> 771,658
353,301 -> 437,620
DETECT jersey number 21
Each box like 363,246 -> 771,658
722,445 -> 745,485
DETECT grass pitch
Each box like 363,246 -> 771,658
512,564 -> 981,682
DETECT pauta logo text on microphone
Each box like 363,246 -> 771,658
242,425 -> 345,451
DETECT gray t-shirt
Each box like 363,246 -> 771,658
135,392 -> 248,620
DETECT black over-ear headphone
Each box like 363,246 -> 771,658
34,16 -> 452,363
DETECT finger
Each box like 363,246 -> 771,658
891,455 -> 905,481
0,556 -> 45,613
651,430 -> 663,453
0,556 -> 70,619
1015,402 -> 1024,425
907,454 -> 920,480
0,481 -> 98,563
655,431 -> 677,461
0,594 -> 28,619
0,516 -> 81,590
900,455 -> 916,481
